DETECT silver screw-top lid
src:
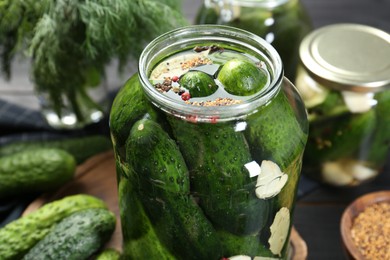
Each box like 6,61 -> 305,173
299,24 -> 390,92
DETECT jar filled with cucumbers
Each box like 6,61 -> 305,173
295,24 -> 390,187
110,25 -> 308,259
195,0 -> 312,81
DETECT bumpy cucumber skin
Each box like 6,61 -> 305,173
0,148 -> 76,199
109,74 -> 159,159
217,230 -> 275,258
217,59 -> 267,96
179,71 -> 218,97
126,119 -> 221,259
245,87 -> 308,171
0,135 -> 112,164
169,118 -> 270,236
95,249 -> 121,260
23,208 -> 116,260
117,163 -> 175,260
0,194 -> 107,260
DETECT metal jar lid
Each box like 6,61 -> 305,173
299,24 -> 390,92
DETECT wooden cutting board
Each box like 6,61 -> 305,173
22,151 -> 308,259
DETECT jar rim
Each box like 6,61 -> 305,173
138,25 -> 283,122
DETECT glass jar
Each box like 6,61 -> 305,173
195,0 -> 312,81
295,24 -> 390,187
36,80 -> 108,129
110,25 -> 308,259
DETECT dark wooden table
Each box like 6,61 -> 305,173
183,0 -> 390,259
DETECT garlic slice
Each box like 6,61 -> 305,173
255,160 -> 288,199
268,207 -> 290,257
228,255 -> 251,260
341,91 -> 376,113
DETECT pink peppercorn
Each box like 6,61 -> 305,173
181,92 -> 191,101
172,75 -> 179,82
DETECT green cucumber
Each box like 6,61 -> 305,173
367,90 -> 390,166
245,88 -> 307,171
276,156 -> 302,210
109,73 -> 160,159
169,118 -> 269,235
126,119 -> 221,259
0,148 -> 76,199
95,249 -> 121,260
0,194 -> 107,260
179,71 -> 218,97
117,163 -> 175,260
23,208 -> 116,260
217,230 -> 274,258
308,91 -> 348,122
217,58 -> 268,96
304,109 -> 377,163
0,135 -> 112,164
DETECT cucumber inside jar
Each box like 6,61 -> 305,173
113,40 -> 307,259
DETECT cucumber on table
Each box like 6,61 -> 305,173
126,119 -> 221,259
0,194 -> 107,260
0,135 -> 112,164
23,208 -> 116,260
0,148 -> 76,199
169,118 -> 269,236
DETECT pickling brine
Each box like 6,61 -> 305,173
295,24 -> 390,187
110,25 -> 308,259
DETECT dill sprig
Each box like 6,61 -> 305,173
0,0 -> 188,120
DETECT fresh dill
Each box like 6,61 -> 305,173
0,0 -> 188,121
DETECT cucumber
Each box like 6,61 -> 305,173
23,208 -> 116,260
217,58 -> 268,96
0,194 -> 107,260
0,135 -> 112,164
169,118 -> 270,235
217,230 -> 274,258
0,148 -> 76,199
117,163 -> 175,260
367,90 -> 390,166
245,88 -> 307,171
308,91 -> 348,122
304,109 -> 377,163
126,119 -> 221,259
179,71 -> 218,97
95,249 -> 121,260
109,73 -> 160,159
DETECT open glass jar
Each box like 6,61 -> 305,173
295,24 -> 390,187
195,0 -> 312,81
110,25 -> 308,259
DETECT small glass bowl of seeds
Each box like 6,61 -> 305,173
341,190 -> 390,259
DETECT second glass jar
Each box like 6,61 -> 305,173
295,24 -> 390,187
195,0 -> 312,81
